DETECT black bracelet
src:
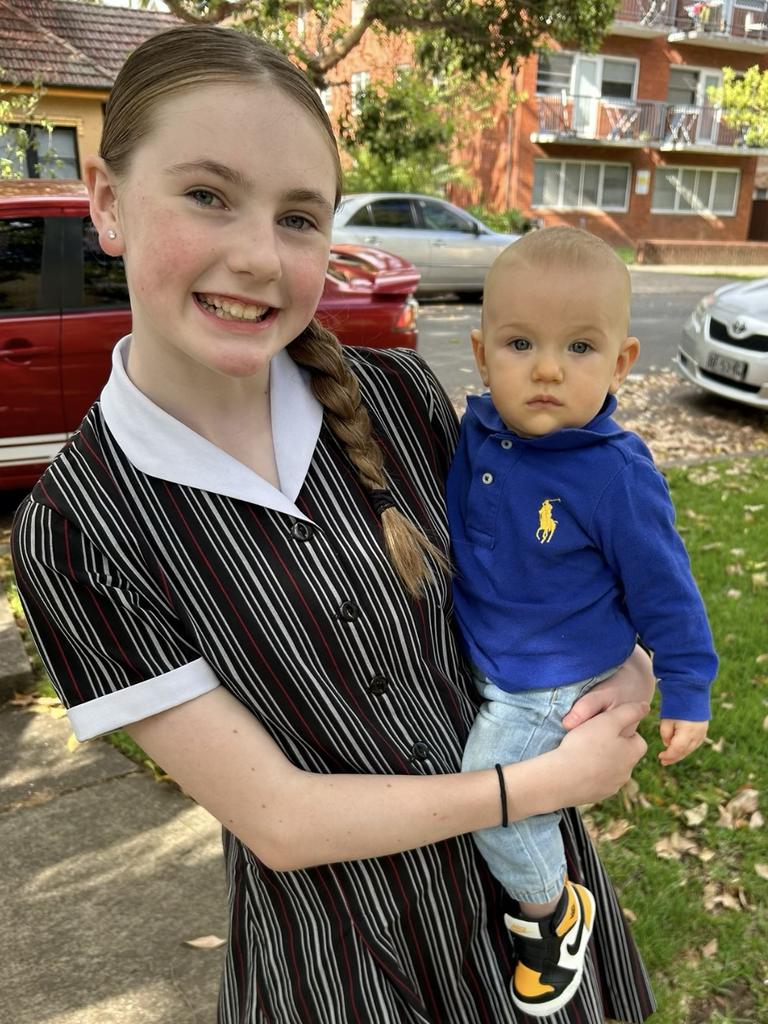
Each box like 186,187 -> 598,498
494,763 -> 508,828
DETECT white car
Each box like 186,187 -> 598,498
677,278 -> 768,410
332,192 -> 520,300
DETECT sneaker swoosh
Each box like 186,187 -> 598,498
565,889 -> 585,956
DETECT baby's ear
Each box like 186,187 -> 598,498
470,329 -> 489,385
610,336 -> 640,393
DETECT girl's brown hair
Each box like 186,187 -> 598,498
101,25 -> 445,597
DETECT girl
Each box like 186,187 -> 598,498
12,26 -> 655,1024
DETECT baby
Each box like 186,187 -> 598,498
446,226 -> 717,1018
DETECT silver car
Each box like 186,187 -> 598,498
677,278 -> 768,410
332,193 -> 520,300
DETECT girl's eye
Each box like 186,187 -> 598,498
570,340 -> 592,354
187,189 -> 224,209
510,338 -> 531,351
280,213 -> 315,232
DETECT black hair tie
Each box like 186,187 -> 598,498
369,488 -> 396,517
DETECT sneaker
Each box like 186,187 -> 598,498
504,880 -> 595,1018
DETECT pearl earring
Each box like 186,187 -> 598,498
107,229 -> 117,240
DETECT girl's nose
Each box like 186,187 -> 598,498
226,222 -> 282,282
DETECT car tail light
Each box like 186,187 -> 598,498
394,297 -> 418,332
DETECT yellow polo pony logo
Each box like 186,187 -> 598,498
536,498 -> 561,543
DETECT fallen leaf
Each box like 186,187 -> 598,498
755,863 -> 768,880
701,938 -> 718,959
756,653 -> 768,665
749,811 -> 764,830
752,573 -> 768,590
654,831 -> 699,860
725,589 -> 742,599
702,882 -> 742,912
600,818 -> 633,842
682,802 -> 708,827
8,692 -> 35,707
183,935 -> 227,950
726,788 -> 759,817
622,907 -> 637,923
66,733 -> 81,753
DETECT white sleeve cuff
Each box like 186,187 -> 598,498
68,658 -> 221,741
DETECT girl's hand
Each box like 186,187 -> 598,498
562,645 -> 655,731
658,718 -> 708,766
533,701 -> 649,812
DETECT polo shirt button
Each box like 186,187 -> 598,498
367,675 -> 389,696
338,600 -> 360,622
481,472 -> 494,485
501,439 -> 513,449
290,522 -> 313,541
410,741 -> 430,762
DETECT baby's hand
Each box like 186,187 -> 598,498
658,719 -> 708,766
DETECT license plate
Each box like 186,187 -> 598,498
706,352 -> 748,381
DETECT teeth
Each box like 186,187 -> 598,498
199,294 -> 268,321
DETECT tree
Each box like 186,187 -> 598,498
153,1 -> 619,89
708,65 -> 768,149
338,67 -> 486,193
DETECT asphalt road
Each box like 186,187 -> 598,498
417,270 -> 739,397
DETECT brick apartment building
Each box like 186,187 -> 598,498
333,1 -> 768,247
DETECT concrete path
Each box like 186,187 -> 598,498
0,636 -> 228,1024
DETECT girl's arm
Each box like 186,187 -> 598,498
127,686 -> 648,871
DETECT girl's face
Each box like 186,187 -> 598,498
88,82 -> 337,385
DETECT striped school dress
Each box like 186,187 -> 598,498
12,340 -> 655,1024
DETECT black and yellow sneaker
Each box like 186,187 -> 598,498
504,880 -> 595,1018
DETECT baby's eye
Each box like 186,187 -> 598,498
187,189 -> 224,209
570,340 -> 592,354
280,213 -> 315,232
509,338 -> 531,351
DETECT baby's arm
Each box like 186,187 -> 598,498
658,718 -> 708,766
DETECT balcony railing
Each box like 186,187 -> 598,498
615,0 -> 768,40
534,95 -> 753,149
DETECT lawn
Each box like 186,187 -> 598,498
3,455 -> 767,1022
588,455 -> 768,1024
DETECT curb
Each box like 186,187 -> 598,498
0,583 -> 33,702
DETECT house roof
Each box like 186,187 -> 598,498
0,0 -> 181,90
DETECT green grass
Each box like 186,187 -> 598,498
3,458 -> 768,1018
589,456 -> 768,1023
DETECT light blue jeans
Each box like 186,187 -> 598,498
462,666 -> 616,905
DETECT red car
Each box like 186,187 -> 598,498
0,181 -> 419,490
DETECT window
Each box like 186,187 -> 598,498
81,218 -> 130,309
651,166 -> 739,215
369,198 -> 415,228
0,217 -> 45,314
0,125 -> 79,179
347,204 -> 374,226
536,53 -> 637,100
536,52 -> 574,95
317,86 -> 333,114
418,200 -> 475,233
350,70 -> 370,115
532,160 -> 630,211
601,59 -> 636,100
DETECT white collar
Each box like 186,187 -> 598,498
99,336 -> 322,519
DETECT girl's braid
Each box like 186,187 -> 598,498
289,319 -> 448,597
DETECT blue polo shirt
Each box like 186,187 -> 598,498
446,393 -> 717,720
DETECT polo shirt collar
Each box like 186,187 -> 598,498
100,336 -> 322,518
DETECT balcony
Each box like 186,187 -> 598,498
613,0 -> 768,48
531,94 -> 768,153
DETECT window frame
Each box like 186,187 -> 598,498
535,52 -> 639,102
0,124 -> 80,179
531,159 -> 632,212
650,164 -> 740,216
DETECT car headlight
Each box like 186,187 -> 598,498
690,293 -> 715,332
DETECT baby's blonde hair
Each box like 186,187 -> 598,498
485,226 -> 631,333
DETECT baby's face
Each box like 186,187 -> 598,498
472,259 -> 638,437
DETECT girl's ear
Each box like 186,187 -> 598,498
609,335 -> 640,394
471,328 -> 490,386
84,155 -> 124,257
